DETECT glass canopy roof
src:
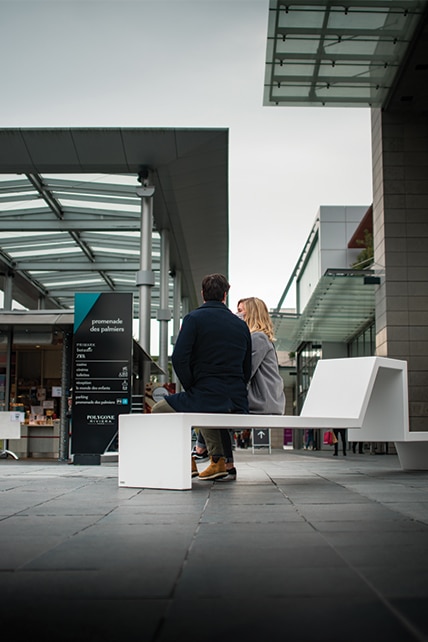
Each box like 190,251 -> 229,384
264,0 -> 425,107
0,173 -> 170,318
271,269 -> 378,351
0,127 -> 230,323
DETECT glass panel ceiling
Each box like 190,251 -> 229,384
0,173 -> 172,317
271,270 -> 377,351
264,0 -> 425,107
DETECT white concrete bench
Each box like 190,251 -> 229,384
118,356 -> 419,490
0,411 -> 23,459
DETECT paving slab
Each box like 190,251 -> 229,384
1,448 -> 428,641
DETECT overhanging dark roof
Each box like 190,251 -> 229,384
264,1 -> 428,109
0,127 -> 229,314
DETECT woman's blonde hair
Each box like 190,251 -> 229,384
241,297 -> 275,341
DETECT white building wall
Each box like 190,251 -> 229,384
296,206 -> 368,313
319,205 -> 367,274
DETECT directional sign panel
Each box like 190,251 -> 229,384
71,293 -> 133,455
252,428 -> 271,452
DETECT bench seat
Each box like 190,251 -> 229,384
118,356 -> 422,490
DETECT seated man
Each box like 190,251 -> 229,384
152,273 -> 251,480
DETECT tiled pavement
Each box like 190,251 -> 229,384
1,448 -> 428,641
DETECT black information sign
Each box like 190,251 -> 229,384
252,428 -> 271,449
71,293 -> 133,455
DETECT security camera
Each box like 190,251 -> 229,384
136,185 -> 155,198
137,167 -> 150,184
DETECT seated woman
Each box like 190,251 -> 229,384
196,296 -> 286,480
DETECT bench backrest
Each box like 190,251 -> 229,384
301,356 -> 409,440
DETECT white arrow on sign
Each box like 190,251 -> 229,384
257,431 -> 265,438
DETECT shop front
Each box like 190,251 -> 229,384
0,310 -> 162,460
0,312 -> 72,459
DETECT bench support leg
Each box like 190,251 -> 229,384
395,442 -> 428,471
119,414 -> 192,490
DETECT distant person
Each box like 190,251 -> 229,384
152,273 -> 252,480
237,428 -> 251,449
333,428 -> 347,456
304,428 -> 316,450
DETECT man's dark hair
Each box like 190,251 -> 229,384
201,273 -> 230,301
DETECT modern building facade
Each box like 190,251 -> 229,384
265,1 -> 428,437
273,205 -> 378,452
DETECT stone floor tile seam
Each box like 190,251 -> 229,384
263,470 -> 379,529
323,545 -> 428,642
324,491 -> 428,527
260,467 -> 428,638
145,492 -> 214,606
271,469 -> 428,528
238,513 -> 422,641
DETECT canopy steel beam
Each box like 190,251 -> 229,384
0,220 -> 141,231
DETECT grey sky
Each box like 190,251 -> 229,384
0,0 -> 373,312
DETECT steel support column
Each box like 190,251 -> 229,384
3,273 -> 13,310
157,229 -> 172,383
171,269 -> 182,391
136,176 -> 155,384
59,330 -> 72,461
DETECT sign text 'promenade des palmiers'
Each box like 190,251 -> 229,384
71,293 -> 132,455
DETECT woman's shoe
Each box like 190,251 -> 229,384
217,467 -> 237,481
191,447 -> 209,462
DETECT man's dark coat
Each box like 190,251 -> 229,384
166,300 -> 252,413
